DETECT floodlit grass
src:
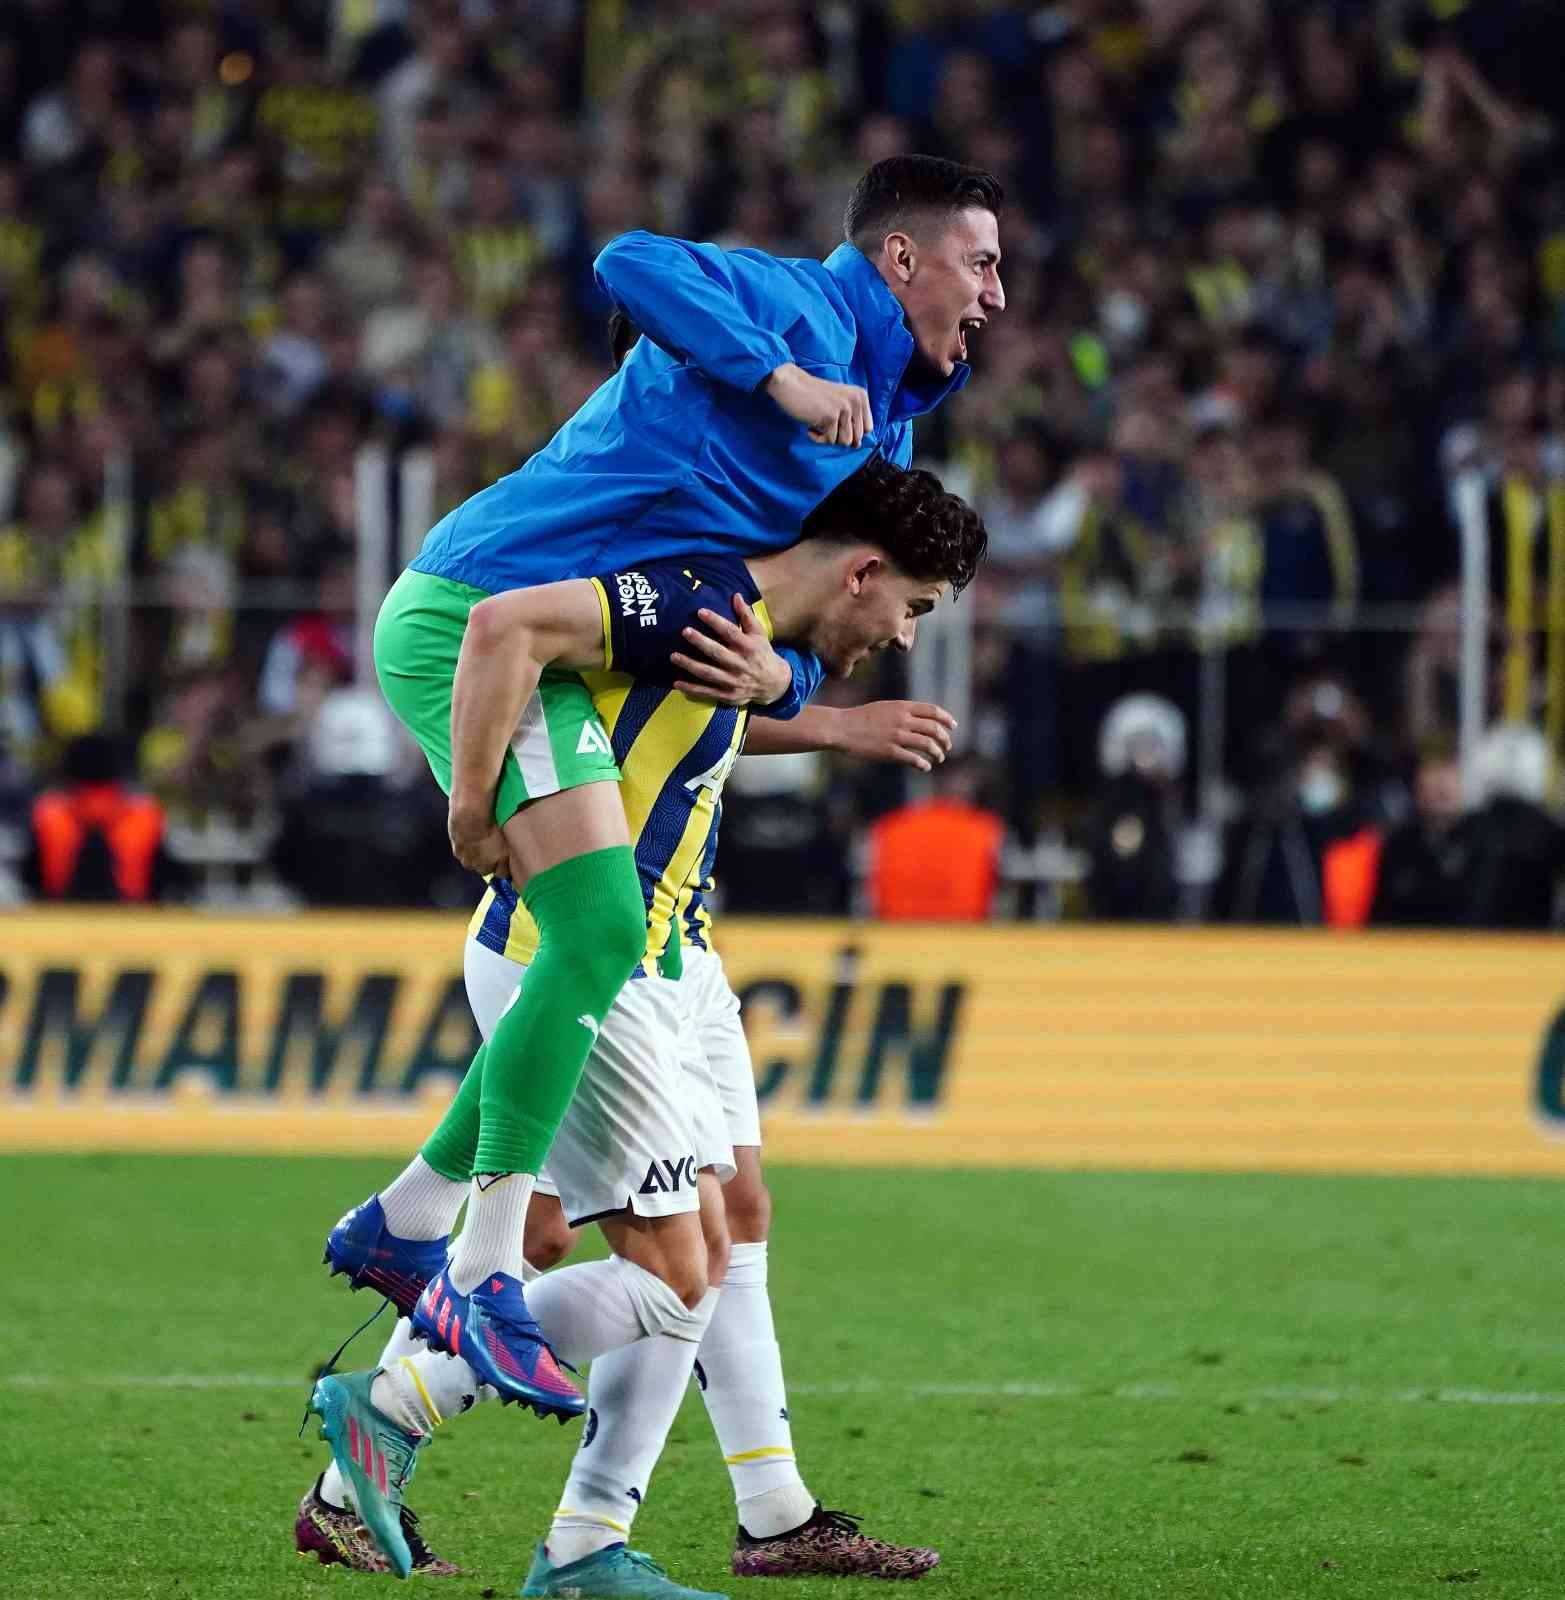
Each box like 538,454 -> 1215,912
3,1155 -> 1561,1598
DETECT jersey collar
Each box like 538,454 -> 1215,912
821,244 -> 971,425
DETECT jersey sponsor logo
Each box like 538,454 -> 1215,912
684,744 -> 739,797
576,719 -> 612,757
614,570 -> 661,628
636,1155 -> 698,1194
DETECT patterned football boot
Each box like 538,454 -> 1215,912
732,1507 -> 940,1580
294,1477 -> 459,1576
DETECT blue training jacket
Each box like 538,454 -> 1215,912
411,233 -> 969,591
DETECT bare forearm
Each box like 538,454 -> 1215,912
746,700 -> 957,771
745,704 -> 843,756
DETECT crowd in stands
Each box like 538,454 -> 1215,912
6,0 -> 1565,926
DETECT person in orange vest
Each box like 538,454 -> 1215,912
26,733 -> 173,902
867,754 -> 1005,920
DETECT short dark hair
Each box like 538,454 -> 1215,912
802,456 -> 987,597
843,155 -> 1003,252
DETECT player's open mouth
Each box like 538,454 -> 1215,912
956,318 -> 983,361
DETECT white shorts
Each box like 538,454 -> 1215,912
680,943 -> 761,1149
464,937 -> 734,1226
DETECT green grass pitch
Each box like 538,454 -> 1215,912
2,1154 -> 1561,1599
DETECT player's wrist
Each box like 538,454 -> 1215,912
759,653 -> 794,704
448,789 -> 492,830
813,705 -> 847,752
763,362 -> 802,398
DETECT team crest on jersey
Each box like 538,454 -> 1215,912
637,1155 -> 698,1194
615,570 -> 660,628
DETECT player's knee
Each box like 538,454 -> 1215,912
723,1177 -> 771,1243
586,888 -> 650,989
663,1248 -> 711,1309
523,1205 -> 578,1272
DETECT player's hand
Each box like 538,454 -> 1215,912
838,700 -> 957,772
764,363 -> 873,448
671,594 -> 794,706
448,799 -> 513,879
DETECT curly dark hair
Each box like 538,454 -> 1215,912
802,456 -> 988,597
843,156 -> 1004,252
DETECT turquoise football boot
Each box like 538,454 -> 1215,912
520,1541 -> 728,1599
307,1369 -> 426,1579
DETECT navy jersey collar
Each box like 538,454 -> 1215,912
822,244 -> 971,422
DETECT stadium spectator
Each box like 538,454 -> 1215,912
1458,725 -> 1565,928
272,686 -> 458,907
0,0 -> 1562,919
1083,694 -> 1186,923
25,732 -> 175,902
1369,735 -> 1470,928
867,755 -> 1005,921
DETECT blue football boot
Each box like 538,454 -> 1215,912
410,1268 -> 583,1421
521,1542 -> 728,1599
323,1194 -> 449,1316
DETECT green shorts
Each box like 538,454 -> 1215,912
373,568 -> 620,825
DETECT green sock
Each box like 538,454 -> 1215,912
472,844 -> 646,1175
421,1042 -> 486,1182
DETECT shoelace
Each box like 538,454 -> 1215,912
380,1427 -> 420,1493
812,1509 -> 865,1536
618,1549 -> 671,1578
399,1505 -> 436,1566
478,1297 -> 578,1377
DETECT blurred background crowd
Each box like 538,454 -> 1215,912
6,0 -> 1565,927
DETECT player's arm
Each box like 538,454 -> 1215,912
745,700 -> 958,772
447,579 -> 607,872
593,231 -> 871,446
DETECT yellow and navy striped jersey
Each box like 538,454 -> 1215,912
672,808 -> 719,954
469,554 -> 767,974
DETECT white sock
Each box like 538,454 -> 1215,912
526,1258 -> 650,1367
696,1242 -> 815,1536
447,1173 -> 534,1291
547,1292 -> 719,1566
377,1155 -> 467,1240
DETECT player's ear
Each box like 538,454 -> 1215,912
883,231 -> 916,285
847,553 -> 883,595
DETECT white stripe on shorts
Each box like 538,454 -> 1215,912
510,689 -> 560,797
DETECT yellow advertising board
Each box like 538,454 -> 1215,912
2,909 -> 1564,1176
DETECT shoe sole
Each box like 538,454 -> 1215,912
307,1378 -> 414,1579
731,1551 -> 940,1581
